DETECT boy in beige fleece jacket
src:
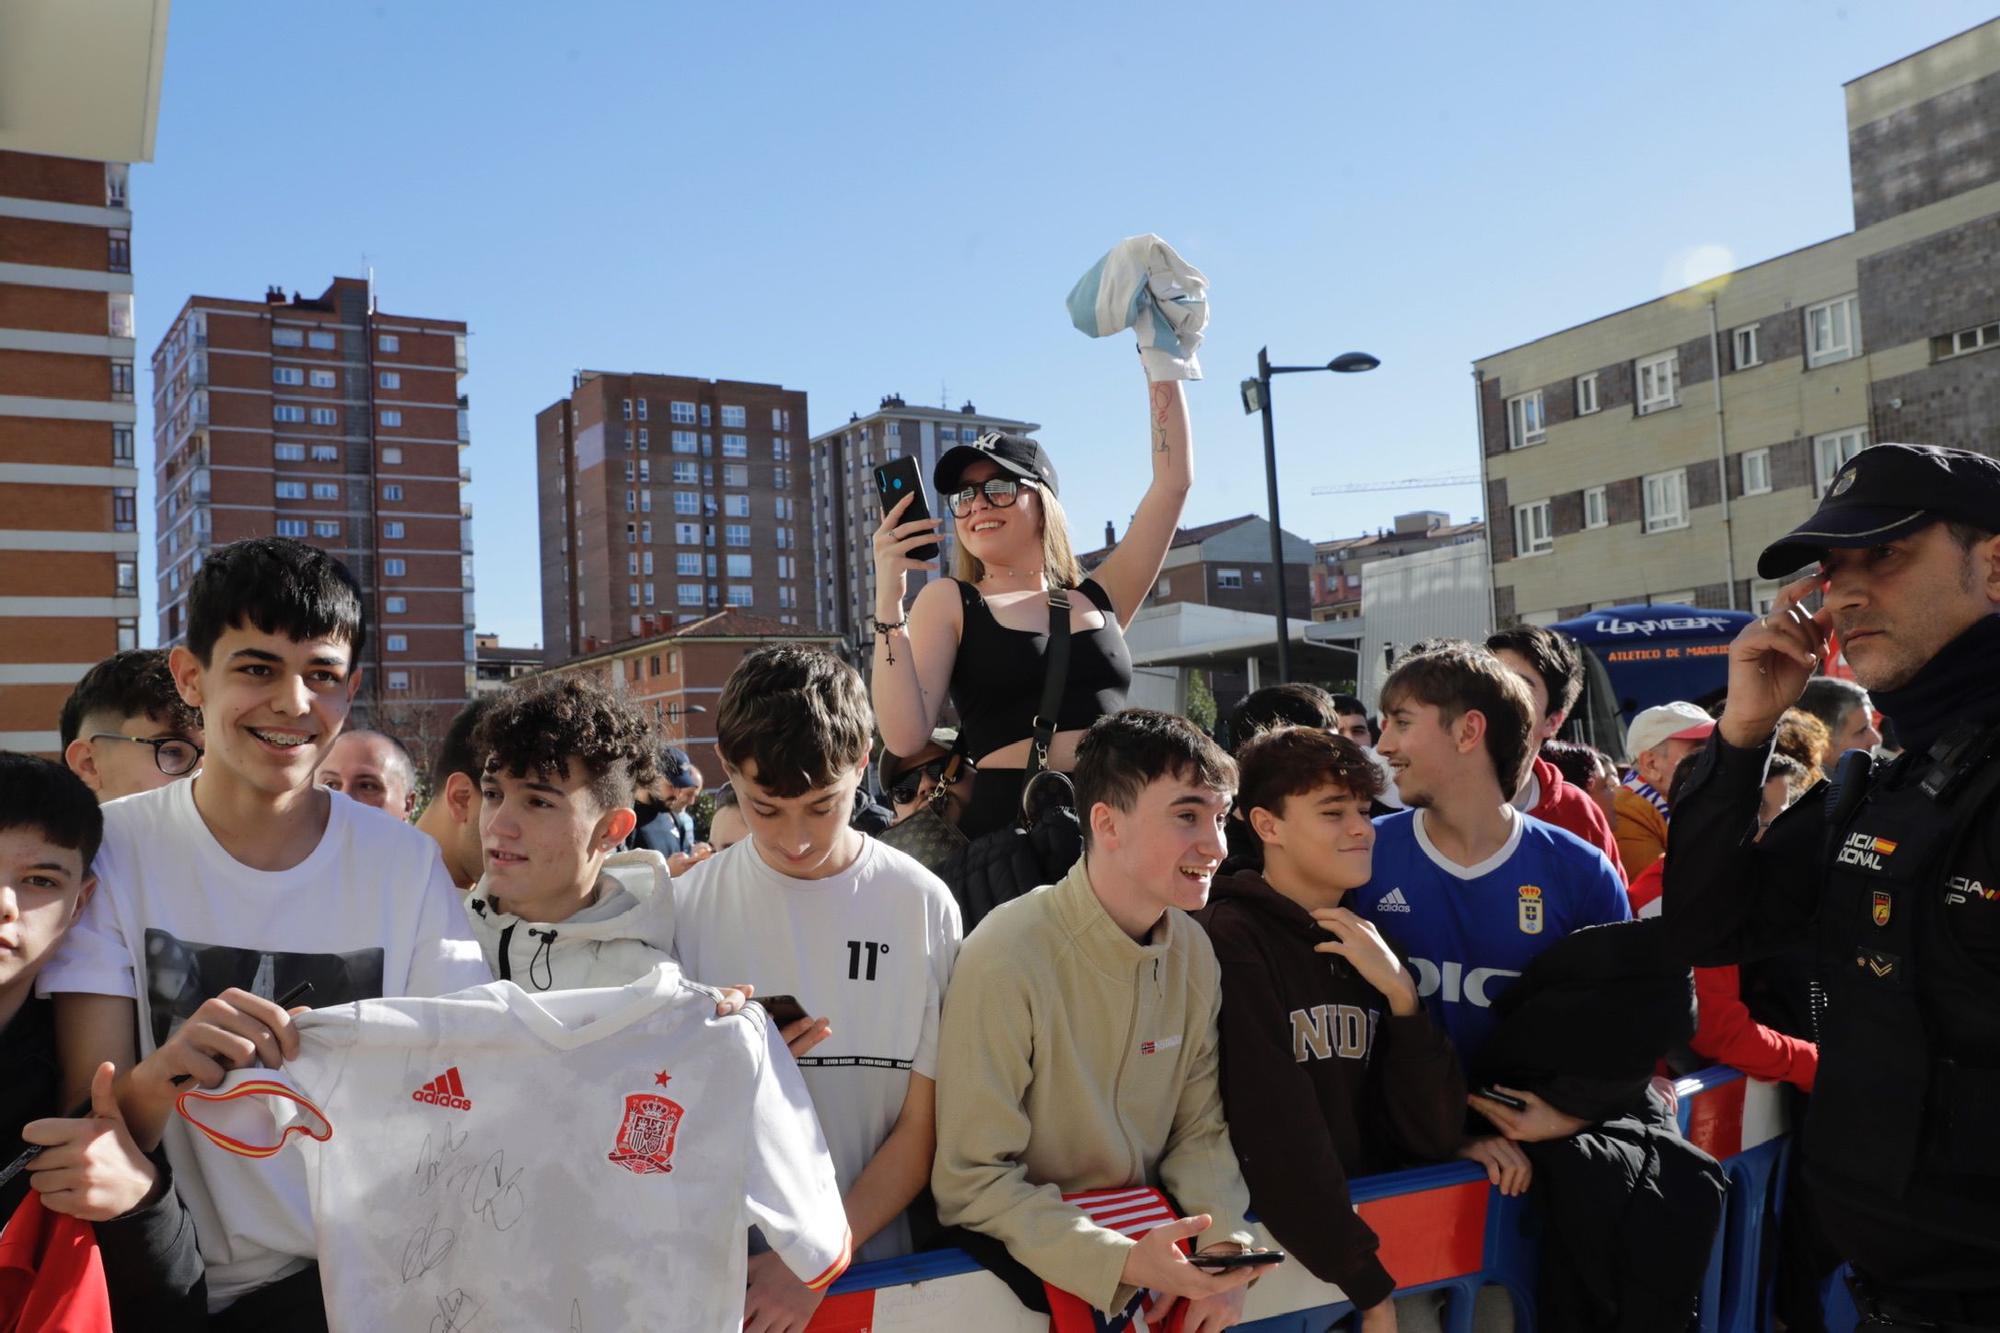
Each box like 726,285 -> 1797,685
932,710 -> 1263,1332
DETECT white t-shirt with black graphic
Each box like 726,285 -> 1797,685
36,776 -> 490,1306
176,967 -> 851,1332
672,835 -> 961,1262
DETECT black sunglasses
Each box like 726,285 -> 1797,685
889,757 -> 965,805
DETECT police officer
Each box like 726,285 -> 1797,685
1664,443 -> 2000,1327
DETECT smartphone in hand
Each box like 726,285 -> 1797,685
874,456 -> 940,562
752,994 -> 810,1028
1188,1250 -> 1287,1272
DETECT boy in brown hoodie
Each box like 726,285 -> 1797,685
1196,727 -> 1465,1329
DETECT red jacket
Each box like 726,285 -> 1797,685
1527,756 -> 1627,884
1626,861 -> 1818,1091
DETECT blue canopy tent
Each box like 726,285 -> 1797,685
1550,603 -> 1755,759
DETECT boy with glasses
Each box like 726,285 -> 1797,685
60,650 -> 204,802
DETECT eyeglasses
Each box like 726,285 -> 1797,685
946,478 -> 1026,518
89,732 -> 202,776
889,757 -> 966,805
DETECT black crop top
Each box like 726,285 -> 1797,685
948,577 -> 1134,764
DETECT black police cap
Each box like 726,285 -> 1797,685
1757,443 -> 2000,578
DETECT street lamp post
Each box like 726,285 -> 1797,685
1241,348 -> 1380,683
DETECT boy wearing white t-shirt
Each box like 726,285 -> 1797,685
38,537 -> 490,1325
674,645 -> 961,1324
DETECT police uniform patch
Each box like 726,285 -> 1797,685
1517,885 -> 1543,935
1872,890 -> 1892,928
1831,466 -> 1857,496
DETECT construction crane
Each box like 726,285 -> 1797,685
1312,474 -> 1481,496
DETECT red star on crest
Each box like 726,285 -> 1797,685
654,1070 -> 672,1087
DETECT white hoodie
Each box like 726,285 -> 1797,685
463,849 -> 678,992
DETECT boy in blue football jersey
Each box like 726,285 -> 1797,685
1355,642 -> 1629,1195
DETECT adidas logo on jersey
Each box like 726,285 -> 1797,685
412,1066 -> 472,1111
1376,887 -> 1413,913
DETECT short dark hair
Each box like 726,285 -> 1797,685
0,751 -> 104,872
473,675 -> 660,811
1766,752 -> 1809,801
1541,738 -> 1606,793
1073,709 -> 1236,848
186,537 -> 365,665
715,645 -> 873,798
712,783 -> 738,810
431,697 -> 497,789
1946,520 -> 1996,552
1230,683 -> 1338,746
59,649 -> 200,749
1236,727 -> 1383,842
1329,693 -> 1369,719
1380,641 -> 1536,795
1796,677 -> 1870,739
336,728 -> 416,790
1486,625 -> 1583,720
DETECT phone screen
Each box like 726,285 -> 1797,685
752,994 -> 810,1028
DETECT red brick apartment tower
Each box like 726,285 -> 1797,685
0,153 -> 140,754
152,278 -> 473,751
538,372 -> 813,659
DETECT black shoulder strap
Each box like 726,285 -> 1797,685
953,578 -> 981,614
1026,590 -> 1073,778
1822,746 -> 1874,870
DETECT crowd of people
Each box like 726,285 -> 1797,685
4,423 -> 1999,1332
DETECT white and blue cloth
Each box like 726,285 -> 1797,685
1066,234 -> 1209,381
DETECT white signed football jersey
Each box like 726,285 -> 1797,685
177,964 -> 851,1332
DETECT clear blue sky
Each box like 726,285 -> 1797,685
130,1 -> 1991,648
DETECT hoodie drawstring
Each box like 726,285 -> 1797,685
528,927 -> 558,991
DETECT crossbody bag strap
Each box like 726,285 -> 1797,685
1025,589 -> 1073,780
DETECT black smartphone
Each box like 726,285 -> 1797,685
752,994 -> 810,1028
1473,1086 -> 1529,1112
1188,1250 -> 1287,1272
874,456 -> 940,562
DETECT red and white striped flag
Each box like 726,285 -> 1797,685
1045,1187 -> 1187,1333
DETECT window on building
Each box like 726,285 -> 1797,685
1574,373 -> 1599,416
638,460 -> 650,483
1513,500 -> 1553,556
277,519 -> 307,537
677,553 -> 701,576
1750,579 -> 1783,615
1733,326 -> 1761,370
115,558 -> 137,592
382,446 -> 402,464
272,327 -> 304,348
675,522 -> 700,545
722,434 -> 748,458
109,487 -> 137,532
671,401 -> 696,424
1506,391 -> 1545,448
309,369 -> 336,389
1215,568 -> 1244,589
644,582 -> 656,606
386,595 -> 407,614
638,429 -> 649,452
672,461 -> 698,484
1935,320 -> 2000,360
726,524 -> 751,547
1636,352 -> 1679,414
110,361 -> 134,400
640,520 -> 653,542
724,494 -> 750,518
273,366 -> 305,387
1805,294 -> 1861,368
678,583 -> 703,606
1814,428 -> 1869,496
379,334 -> 400,353
379,371 -> 401,390
723,464 -> 749,487
727,587 -> 755,607
383,483 -> 404,502
672,430 -> 698,454
313,520 -> 340,539
628,583 -> 640,607
275,442 -> 306,462
309,407 -> 338,426
310,444 -> 338,462
311,482 -> 339,500
276,480 -> 307,499
1643,469 -> 1688,533
384,521 -> 406,539
721,405 -> 746,428
307,331 -> 336,351
387,670 -> 410,691
1742,448 -> 1772,496
642,551 -> 654,575
727,554 -> 753,578
625,461 -> 636,482
621,399 -> 633,421
1584,485 -> 1608,529
274,405 -> 306,424
385,558 -> 407,577
107,230 -> 131,273
675,491 -> 700,516
629,551 -> 641,576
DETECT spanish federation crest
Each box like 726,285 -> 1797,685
1872,890 -> 1892,928
608,1093 -> 684,1176
1831,466 -> 1857,496
1518,885 -> 1544,935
